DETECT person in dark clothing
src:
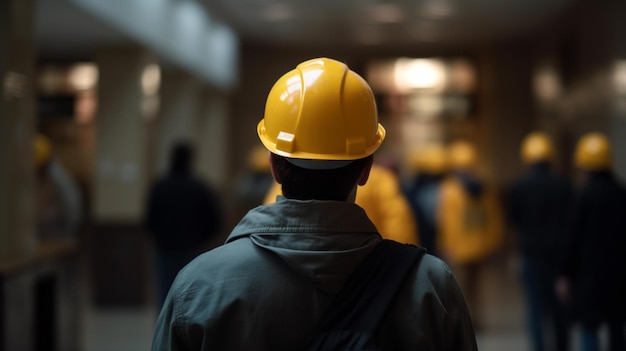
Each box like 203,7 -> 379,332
404,145 -> 447,256
508,132 -> 572,351
556,132 -> 626,351
145,141 -> 222,307
438,140 -> 504,330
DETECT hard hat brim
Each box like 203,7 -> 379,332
257,120 -> 386,161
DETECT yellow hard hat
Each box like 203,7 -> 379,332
521,131 -> 554,164
447,140 -> 476,170
409,145 -> 448,174
257,58 -> 385,166
34,134 -> 52,168
574,132 -> 611,171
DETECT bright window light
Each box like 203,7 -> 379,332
142,63 -> 161,97
68,63 -> 98,92
394,58 -> 446,91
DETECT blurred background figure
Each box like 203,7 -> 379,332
230,145 -> 274,226
35,133 -> 82,243
144,141 -> 223,308
403,144 -> 448,256
507,132 -> 572,351
438,140 -> 504,330
556,132 -> 626,351
264,162 -> 419,245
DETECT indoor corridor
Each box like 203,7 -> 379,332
3,0 -> 626,350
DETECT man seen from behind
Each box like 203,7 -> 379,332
151,57 -> 477,350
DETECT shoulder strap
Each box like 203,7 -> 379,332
309,240 -> 426,338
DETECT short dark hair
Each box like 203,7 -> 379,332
271,153 -> 371,201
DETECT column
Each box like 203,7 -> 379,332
0,0 -> 36,265
94,48 -> 152,222
92,47 -> 152,306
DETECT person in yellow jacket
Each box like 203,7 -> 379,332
264,162 -> 420,245
438,140 -> 504,329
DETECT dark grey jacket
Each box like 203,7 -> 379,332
152,197 -> 477,350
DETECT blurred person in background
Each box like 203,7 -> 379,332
438,140 -> 504,330
152,58 -> 476,350
403,144 -> 448,256
556,132 -> 626,351
264,161 -> 420,245
507,132 -> 572,351
35,133 -> 82,243
231,145 -> 274,223
145,141 -> 222,308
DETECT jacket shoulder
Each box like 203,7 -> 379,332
379,252 -> 476,349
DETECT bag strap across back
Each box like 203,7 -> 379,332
309,239 -> 426,340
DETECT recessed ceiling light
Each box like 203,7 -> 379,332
364,4 -> 405,24
261,3 -> 295,22
68,63 -> 99,91
421,0 -> 454,18
394,58 -> 447,90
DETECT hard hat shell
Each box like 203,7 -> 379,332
521,131 -> 554,164
35,134 -> 52,168
257,58 -> 385,161
574,132 -> 612,171
408,144 -> 448,174
447,140 -> 476,170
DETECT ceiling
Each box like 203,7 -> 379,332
35,0 -> 132,60
200,0 -> 580,49
35,0 -> 582,61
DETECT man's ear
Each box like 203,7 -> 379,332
268,152 -> 282,184
357,155 -> 374,186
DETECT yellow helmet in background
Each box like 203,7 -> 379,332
574,132 -> 612,171
408,144 -> 448,174
447,140 -> 477,171
257,58 -> 385,164
521,131 -> 554,165
248,145 -> 271,173
35,134 -> 52,168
